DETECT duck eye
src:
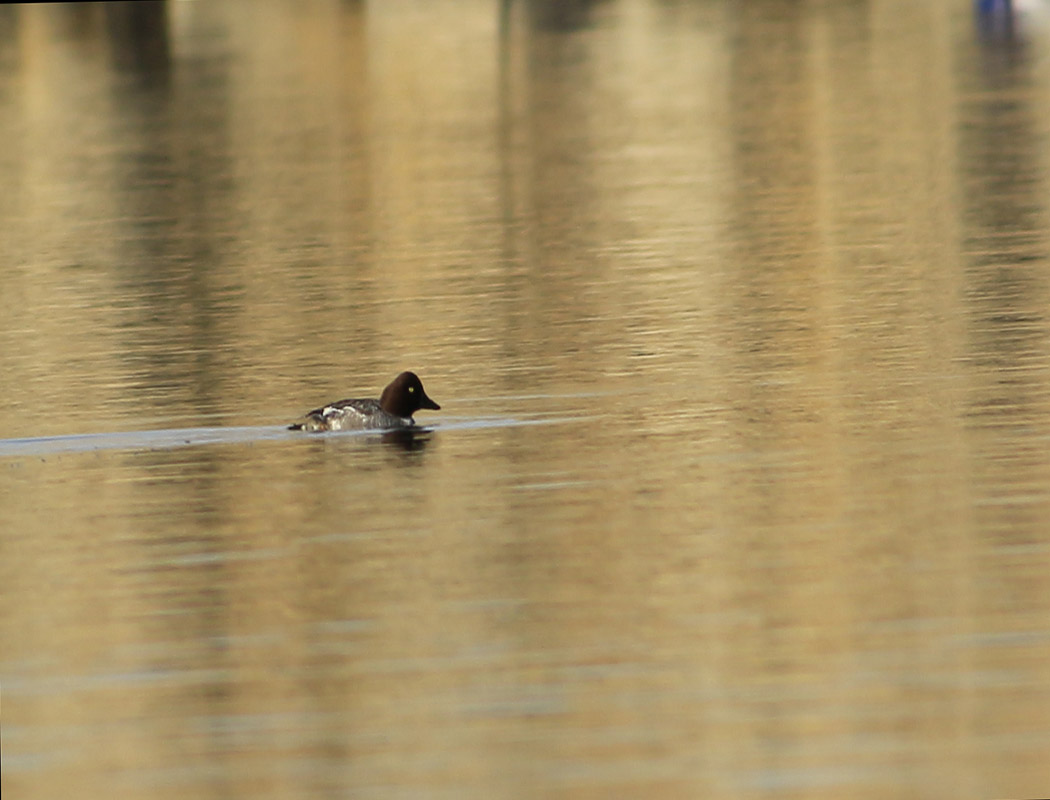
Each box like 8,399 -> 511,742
408,386 -> 415,393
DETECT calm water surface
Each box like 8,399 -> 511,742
4,1 -> 1050,797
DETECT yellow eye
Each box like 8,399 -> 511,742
408,386 -> 415,392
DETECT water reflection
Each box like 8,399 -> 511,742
378,427 -> 432,452
103,1 -> 170,78
4,1 -> 1050,798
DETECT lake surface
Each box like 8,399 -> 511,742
4,0 -> 1050,797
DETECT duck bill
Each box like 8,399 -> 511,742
421,392 -> 440,410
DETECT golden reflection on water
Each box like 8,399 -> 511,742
4,0 -> 1050,797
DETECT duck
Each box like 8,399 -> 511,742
289,371 -> 440,432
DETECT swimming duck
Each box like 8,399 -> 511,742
289,371 -> 440,432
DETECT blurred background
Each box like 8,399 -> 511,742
3,0 -> 1050,797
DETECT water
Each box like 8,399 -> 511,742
3,0 -> 1050,796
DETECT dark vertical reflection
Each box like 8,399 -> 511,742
104,1 -> 171,80
100,2 -> 240,422
954,6 -> 1050,771
523,0 -> 604,31
726,0 -> 821,360
336,0 -> 372,242
956,8 -> 1050,539
724,1 -> 829,783
975,0 -> 1018,42
961,2 -> 1049,367
495,0 -> 611,395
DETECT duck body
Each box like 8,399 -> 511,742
289,371 -> 440,432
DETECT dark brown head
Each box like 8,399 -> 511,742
379,371 -> 441,419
